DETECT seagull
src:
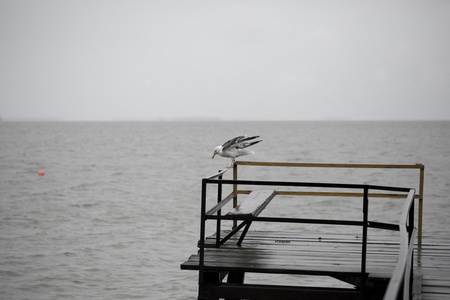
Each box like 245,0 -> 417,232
212,135 -> 262,168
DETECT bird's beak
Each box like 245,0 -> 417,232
212,153 -> 216,159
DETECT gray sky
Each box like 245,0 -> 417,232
1,0 -> 449,121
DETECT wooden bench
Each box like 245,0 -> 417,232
227,189 -> 276,218
222,189 -> 276,246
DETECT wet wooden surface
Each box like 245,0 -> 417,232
182,231 -> 400,280
182,232 -> 450,298
417,235 -> 450,300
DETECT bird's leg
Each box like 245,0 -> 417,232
227,158 -> 236,168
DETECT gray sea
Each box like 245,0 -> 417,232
1,121 -> 449,299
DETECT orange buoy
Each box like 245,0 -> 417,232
38,170 -> 44,176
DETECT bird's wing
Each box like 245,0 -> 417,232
221,136 -> 244,151
238,139 -> 262,149
222,135 -> 260,151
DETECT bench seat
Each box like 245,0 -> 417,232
227,189 -> 277,218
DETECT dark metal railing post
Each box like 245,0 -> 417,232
408,199 -> 415,298
232,163 -> 238,229
361,186 -> 369,297
418,165 -> 424,248
216,171 -> 223,247
198,178 -> 207,285
408,200 -> 414,243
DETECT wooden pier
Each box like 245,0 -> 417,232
182,231 -> 397,299
180,162 -> 450,299
416,236 -> 450,300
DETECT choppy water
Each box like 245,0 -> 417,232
1,121 -> 449,299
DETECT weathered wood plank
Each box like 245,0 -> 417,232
206,239 -> 401,254
227,190 -> 276,217
415,235 -> 450,299
182,231 -> 398,280
200,283 -> 361,300
183,256 -> 396,275
209,231 -> 402,244
421,286 -> 450,294
421,295 -> 450,300
205,231 -> 401,256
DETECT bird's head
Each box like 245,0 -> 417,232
212,146 -> 222,159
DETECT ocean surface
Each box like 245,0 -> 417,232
1,121 -> 449,299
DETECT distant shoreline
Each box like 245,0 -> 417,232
1,118 -> 449,123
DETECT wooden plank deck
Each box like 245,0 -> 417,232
416,236 -> 450,300
182,231 -> 400,288
182,232 -> 450,299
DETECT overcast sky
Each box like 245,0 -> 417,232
1,0 -> 449,121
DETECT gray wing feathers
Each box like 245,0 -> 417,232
221,136 -> 243,150
222,135 -> 261,151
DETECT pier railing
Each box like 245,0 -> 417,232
198,161 -> 420,299
234,161 -> 424,244
383,188 -> 417,300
